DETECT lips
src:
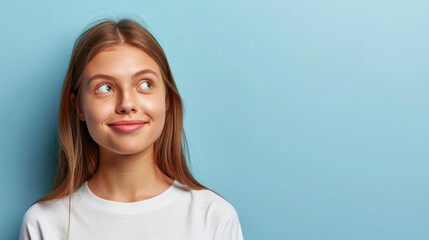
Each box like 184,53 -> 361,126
108,120 -> 148,133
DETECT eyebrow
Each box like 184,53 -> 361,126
87,69 -> 159,84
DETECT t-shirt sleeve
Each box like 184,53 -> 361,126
19,204 -> 43,240
218,207 -> 244,240
206,194 -> 244,240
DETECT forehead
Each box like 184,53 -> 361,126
83,45 -> 162,80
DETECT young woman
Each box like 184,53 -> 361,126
19,18 -> 243,240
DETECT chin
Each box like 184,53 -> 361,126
94,135 -> 157,156
107,143 -> 154,156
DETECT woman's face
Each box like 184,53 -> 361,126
77,44 -> 168,156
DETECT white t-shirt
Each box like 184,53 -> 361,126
19,180 -> 244,240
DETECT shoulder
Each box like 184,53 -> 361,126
197,189 -> 239,219
176,181 -> 240,223
21,183 -> 87,225
19,197 -> 70,240
178,184 -> 243,239
22,197 -> 69,222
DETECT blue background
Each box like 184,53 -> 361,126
1,0 -> 428,239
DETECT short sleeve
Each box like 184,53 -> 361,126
201,190 -> 245,240
19,204 -> 42,240
218,208 -> 244,240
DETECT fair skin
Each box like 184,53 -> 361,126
71,44 -> 174,202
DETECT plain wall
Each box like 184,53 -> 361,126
1,0 -> 428,239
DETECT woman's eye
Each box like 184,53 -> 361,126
96,84 -> 113,93
140,81 -> 152,90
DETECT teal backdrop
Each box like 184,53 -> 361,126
1,1 -> 428,239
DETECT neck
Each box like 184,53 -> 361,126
87,144 -> 174,202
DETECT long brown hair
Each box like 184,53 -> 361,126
37,18 -> 208,203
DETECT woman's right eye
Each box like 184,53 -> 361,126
96,84 -> 113,93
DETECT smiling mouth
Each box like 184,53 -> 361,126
109,123 -> 146,133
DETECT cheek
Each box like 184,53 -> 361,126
83,99 -> 113,128
141,95 -> 166,120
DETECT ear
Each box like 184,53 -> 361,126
70,93 -> 86,121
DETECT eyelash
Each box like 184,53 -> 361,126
95,80 -> 153,93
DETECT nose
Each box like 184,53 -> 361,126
115,90 -> 137,114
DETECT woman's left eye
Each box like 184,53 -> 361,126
139,81 -> 152,90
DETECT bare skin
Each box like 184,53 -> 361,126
71,44 -> 173,202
